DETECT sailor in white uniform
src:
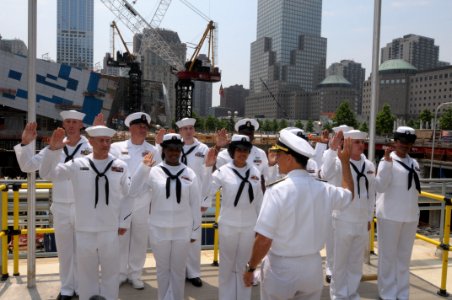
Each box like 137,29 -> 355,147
243,129 -> 355,300
216,118 -> 269,184
130,133 -> 201,300
172,117 -> 214,288
267,127 -> 318,182
39,125 -> 132,300
14,110 -> 92,300
110,112 -> 161,289
206,134 -> 263,300
322,130 -> 376,300
375,126 -> 421,300
320,124 -> 354,284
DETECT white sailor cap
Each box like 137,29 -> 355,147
235,118 -> 259,132
344,130 -> 368,140
60,110 -> 85,121
275,129 -> 315,158
230,134 -> 250,143
394,126 -> 417,143
85,125 -> 116,137
285,127 -> 307,140
332,124 -> 354,133
175,117 -> 196,128
161,133 -> 183,147
124,112 -> 151,127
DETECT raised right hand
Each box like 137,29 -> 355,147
49,128 -> 66,150
143,152 -> 155,167
21,122 -> 38,145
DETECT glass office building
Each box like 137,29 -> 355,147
247,0 -> 326,119
57,0 -> 94,69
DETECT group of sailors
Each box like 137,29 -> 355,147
14,109 -> 421,300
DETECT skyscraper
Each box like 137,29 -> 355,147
192,54 -> 213,117
57,0 -> 94,69
246,0 -> 326,119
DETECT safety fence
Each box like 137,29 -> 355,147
0,182 -> 222,281
368,191 -> 451,297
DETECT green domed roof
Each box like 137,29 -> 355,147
319,75 -> 351,86
379,59 -> 417,73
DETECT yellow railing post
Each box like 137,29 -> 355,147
369,217 -> 376,254
12,184 -> 20,276
437,203 -> 451,297
212,190 -> 221,266
1,184 -> 9,281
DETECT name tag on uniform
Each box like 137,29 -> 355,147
121,151 -> 129,155
253,159 -> 262,165
367,170 -> 374,174
195,152 -> 205,158
80,167 -> 89,171
111,166 -> 124,173
181,176 -> 192,182
250,175 -> 259,181
81,149 -> 91,155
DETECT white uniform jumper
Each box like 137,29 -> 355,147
322,151 -> 376,300
14,137 -> 91,297
255,170 -> 352,300
110,139 -> 161,283
209,162 -> 263,300
216,145 -> 269,181
178,138 -> 211,280
375,152 -> 421,300
40,151 -> 131,300
130,161 -> 201,300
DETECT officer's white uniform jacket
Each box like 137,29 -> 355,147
14,136 -> 92,204
216,146 -> 269,180
130,161 -> 202,241
208,162 -> 263,227
375,152 -> 420,222
321,151 -> 376,223
110,139 -> 161,210
39,150 -> 132,231
255,169 -> 352,256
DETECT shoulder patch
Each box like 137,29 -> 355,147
266,176 -> 287,188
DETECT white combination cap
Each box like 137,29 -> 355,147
285,127 -> 307,139
231,134 -> 250,143
175,117 -> 196,128
395,126 -> 415,135
85,125 -> 116,137
124,112 -> 151,127
344,130 -> 368,140
162,133 -> 183,144
60,110 -> 85,121
235,118 -> 259,132
277,129 -> 315,158
332,124 -> 354,133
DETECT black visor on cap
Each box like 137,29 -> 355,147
238,121 -> 255,132
394,132 -> 416,144
130,114 -> 149,126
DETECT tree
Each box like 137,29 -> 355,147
294,120 -> 304,130
306,120 -> 314,132
406,119 -> 420,129
322,122 -> 332,132
332,101 -> 358,128
439,107 -> 452,130
376,104 -> 395,136
278,119 -> 288,131
359,122 -> 368,133
261,119 -> 272,132
419,109 -> 433,128
205,116 -> 217,132
271,119 -> 279,132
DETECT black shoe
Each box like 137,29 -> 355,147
56,293 -> 73,300
325,275 -> 331,283
187,277 -> 203,287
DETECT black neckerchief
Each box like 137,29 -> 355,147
87,159 -> 115,208
394,159 -> 421,193
63,143 -> 83,163
181,144 -> 198,165
160,166 -> 185,203
230,167 -> 254,207
349,161 -> 369,199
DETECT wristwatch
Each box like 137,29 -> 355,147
246,262 -> 256,273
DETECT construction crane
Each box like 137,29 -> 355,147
100,0 -> 221,120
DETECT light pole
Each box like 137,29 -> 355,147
227,110 -> 238,132
429,101 -> 452,178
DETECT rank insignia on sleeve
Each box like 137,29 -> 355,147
250,175 -> 259,181
195,152 -> 205,158
81,149 -> 91,155
111,166 -> 124,172
181,176 -> 192,182
367,170 -> 374,174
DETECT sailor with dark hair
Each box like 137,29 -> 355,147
130,133 -> 201,300
243,129 -> 355,300
207,134 -> 263,300
375,126 -> 421,300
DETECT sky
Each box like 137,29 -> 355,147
1,0 -> 451,107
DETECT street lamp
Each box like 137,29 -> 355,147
429,101 -> 452,178
227,110 -> 238,132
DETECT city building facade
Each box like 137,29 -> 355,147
192,54 -> 213,117
219,84 -> 249,117
57,0 -> 94,69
